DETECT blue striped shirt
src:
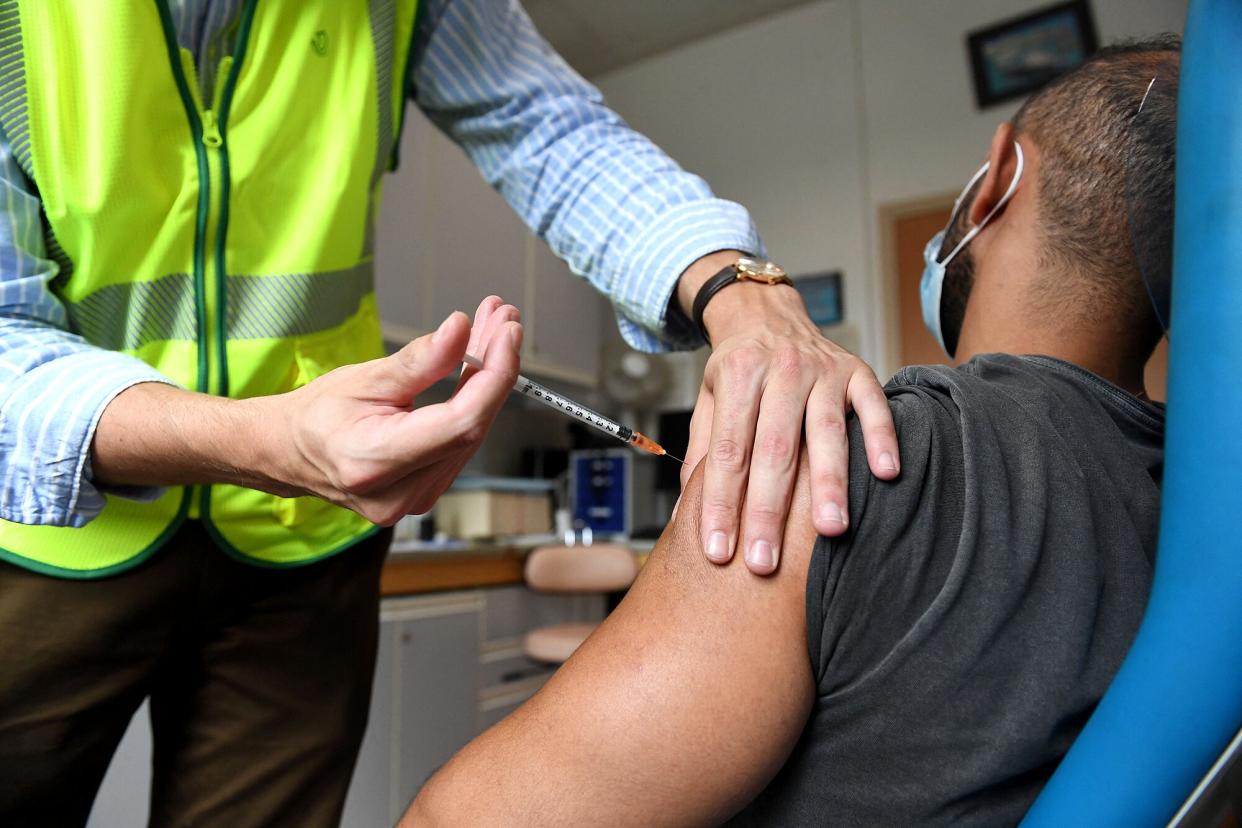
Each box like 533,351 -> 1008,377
0,0 -> 762,528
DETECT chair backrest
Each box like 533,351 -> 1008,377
1020,2 -> 1242,823
524,544 -> 638,594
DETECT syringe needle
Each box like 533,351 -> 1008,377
662,452 -> 686,465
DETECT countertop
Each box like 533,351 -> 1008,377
381,535 -> 655,597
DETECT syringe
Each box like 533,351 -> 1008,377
462,354 -> 683,463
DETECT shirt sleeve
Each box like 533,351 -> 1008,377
409,0 -> 765,351
0,128 -> 174,528
805,388 -> 965,689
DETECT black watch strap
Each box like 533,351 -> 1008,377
691,264 -> 741,345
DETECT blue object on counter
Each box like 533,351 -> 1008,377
570,449 -> 631,537
1020,1 -> 1242,823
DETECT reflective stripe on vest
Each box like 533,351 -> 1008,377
0,0 -> 420,576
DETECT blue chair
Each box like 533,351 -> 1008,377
1021,0 -> 1242,823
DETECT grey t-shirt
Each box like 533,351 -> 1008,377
732,354 -> 1164,826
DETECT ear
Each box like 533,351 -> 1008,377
968,122 -> 1021,226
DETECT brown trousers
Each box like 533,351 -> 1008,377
0,521 -> 390,828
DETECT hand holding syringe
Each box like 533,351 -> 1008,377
462,354 -> 683,463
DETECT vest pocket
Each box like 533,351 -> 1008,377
272,493 -> 337,528
288,294 -> 384,389
277,297 -> 383,527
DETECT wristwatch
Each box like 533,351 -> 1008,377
692,257 -> 792,344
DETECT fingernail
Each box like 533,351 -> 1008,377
509,324 -> 522,350
820,502 -> 847,528
746,540 -> 775,571
879,451 -> 898,472
706,531 -> 730,562
433,315 -> 453,344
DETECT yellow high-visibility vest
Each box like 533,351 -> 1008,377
0,0 -> 420,576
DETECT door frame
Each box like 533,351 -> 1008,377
876,192 -> 957,377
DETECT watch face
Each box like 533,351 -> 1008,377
737,257 -> 787,278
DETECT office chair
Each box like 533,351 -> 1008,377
522,544 -> 638,664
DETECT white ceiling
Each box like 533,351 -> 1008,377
524,0 -> 821,78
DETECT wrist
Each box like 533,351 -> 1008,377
676,252 -> 806,344
701,279 -> 806,343
674,250 -> 748,321
235,394 -> 305,497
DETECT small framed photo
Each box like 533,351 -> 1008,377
967,1 -> 1098,109
793,271 -> 844,327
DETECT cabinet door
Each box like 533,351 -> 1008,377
528,238 -> 604,384
376,105 -> 609,381
343,593 -> 484,824
87,701 -> 153,828
375,106 -> 439,340
391,594 -> 485,797
340,619 -> 398,827
421,114 -> 528,331
376,105 -> 529,343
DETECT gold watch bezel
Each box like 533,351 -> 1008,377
734,257 -> 791,286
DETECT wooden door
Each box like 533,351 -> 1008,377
894,206 -> 953,367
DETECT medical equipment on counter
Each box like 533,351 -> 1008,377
462,354 -> 683,463
434,477 -> 555,540
570,449 -> 631,538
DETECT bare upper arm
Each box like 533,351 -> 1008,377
404,455 -> 819,827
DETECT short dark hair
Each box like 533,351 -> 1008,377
1012,35 -> 1180,344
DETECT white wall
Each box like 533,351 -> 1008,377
595,0 -> 1187,375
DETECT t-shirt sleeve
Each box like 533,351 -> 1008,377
804,385 -> 967,691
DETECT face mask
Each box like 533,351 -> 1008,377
921,142 -> 1025,356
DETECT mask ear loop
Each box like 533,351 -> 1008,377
937,142 -> 1026,266
1126,76 -> 1173,338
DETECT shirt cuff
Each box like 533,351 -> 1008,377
611,198 -> 765,353
0,350 -> 175,527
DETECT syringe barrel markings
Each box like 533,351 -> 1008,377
515,375 -> 633,444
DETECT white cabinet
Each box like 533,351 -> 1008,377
341,584 -> 604,825
342,593 -> 485,826
526,237 -> 603,384
373,110 -> 438,336
87,701 -> 153,827
376,105 -> 604,385
418,113 -> 529,330
339,615 -> 398,827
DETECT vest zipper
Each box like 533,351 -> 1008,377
173,47 -> 232,399
156,0 -> 258,520
201,109 -> 223,148
158,0 -> 257,400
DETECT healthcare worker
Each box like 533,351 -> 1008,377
0,2 -> 898,825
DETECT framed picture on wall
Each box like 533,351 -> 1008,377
793,271 -> 844,327
967,1 -> 1099,108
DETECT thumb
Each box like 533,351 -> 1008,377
372,312 -> 471,403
